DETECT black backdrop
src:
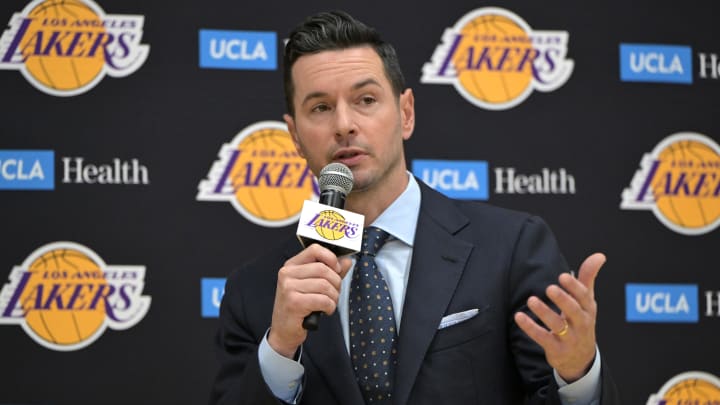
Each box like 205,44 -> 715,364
1,0 -> 719,404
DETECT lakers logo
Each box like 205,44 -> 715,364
0,0 -> 149,96
621,132 -> 720,235
197,121 -> 318,227
421,7 -> 574,110
305,210 -> 360,241
647,371 -> 720,404
0,242 -> 150,351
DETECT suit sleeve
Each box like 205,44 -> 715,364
208,266 -> 287,405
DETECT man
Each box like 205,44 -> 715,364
210,10 -> 619,405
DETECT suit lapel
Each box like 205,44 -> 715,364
393,182 -> 474,405
303,312 -> 365,405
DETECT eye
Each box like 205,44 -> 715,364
360,95 -> 376,105
311,103 -> 331,113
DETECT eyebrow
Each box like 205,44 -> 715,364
300,78 -> 382,107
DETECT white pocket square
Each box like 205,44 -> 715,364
438,308 -> 479,330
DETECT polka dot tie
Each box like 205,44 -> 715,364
349,226 -> 397,404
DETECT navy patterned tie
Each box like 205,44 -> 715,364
349,226 -> 397,404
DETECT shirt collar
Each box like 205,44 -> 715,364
369,173 -> 420,247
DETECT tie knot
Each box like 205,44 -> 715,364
360,226 -> 390,257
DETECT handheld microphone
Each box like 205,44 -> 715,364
298,163 -> 356,330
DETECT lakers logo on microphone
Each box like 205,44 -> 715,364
421,7 -> 574,110
621,132 -> 720,235
0,0 -> 149,96
306,210 -> 360,241
197,121 -> 318,227
0,242 -> 150,351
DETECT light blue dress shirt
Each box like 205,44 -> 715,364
258,174 -> 601,404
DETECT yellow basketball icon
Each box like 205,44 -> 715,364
654,139 -> 720,230
22,0 -> 107,92
662,378 -> 720,402
648,372 -> 720,404
455,14 -> 533,104
229,123 -> 315,225
21,247 -> 108,347
314,210 -> 347,241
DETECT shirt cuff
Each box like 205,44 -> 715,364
554,346 -> 602,405
257,329 -> 305,404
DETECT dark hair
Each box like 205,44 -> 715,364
283,10 -> 406,116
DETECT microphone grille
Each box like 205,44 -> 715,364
318,163 -> 353,195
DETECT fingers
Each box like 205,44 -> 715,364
286,243 -> 346,276
269,244 -> 350,355
514,311 -> 557,349
576,253 -> 606,297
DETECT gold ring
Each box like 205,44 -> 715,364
554,320 -> 569,337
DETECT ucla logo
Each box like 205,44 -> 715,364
0,0 -> 149,96
621,132 -> 720,235
0,242 -> 150,351
199,29 -> 276,70
305,210 -> 360,241
647,371 -> 720,404
412,159 -> 489,200
197,121 -> 318,227
201,278 -> 225,318
620,43 -> 692,84
625,284 -> 698,323
0,150 -> 54,190
421,7 -> 573,110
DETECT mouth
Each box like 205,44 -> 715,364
332,148 -> 365,162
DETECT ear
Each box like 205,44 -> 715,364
283,113 -> 305,159
399,88 -> 415,141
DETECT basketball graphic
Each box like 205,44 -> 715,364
197,121 -> 318,228
647,371 -> 720,404
0,241 -> 150,351
421,7 -> 574,110
454,15 -> 533,104
662,378 -> 720,401
21,247 -> 108,346
0,0 -> 150,96
21,0 -> 106,92
314,210 -> 347,241
621,132 -> 720,235
653,139 -> 720,230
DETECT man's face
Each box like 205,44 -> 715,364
284,46 -> 414,196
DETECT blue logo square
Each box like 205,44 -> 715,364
412,159 -> 489,200
199,30 -> 277,70
619,43 -> 692,84
201,278 -> 226,318
625,283 -> 698,323
0,150 -> 54,190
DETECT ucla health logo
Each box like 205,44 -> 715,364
0,242 -> 151,351
421,7 -> 573,110
620,43 -> 692,84
0,0 -> 149,96
412,159 -> 488,200
0,150 -> 54,190
199,29 -> 276,70
626,283 -> 698,323
621,132 -> 720,235
647,371 -> 720,404
197,121 -> 318,227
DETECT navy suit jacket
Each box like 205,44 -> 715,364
209,181 -> 619,405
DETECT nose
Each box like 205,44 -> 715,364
334,101 -> 357,140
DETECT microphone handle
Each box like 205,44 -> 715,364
302,240 -> 344,331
